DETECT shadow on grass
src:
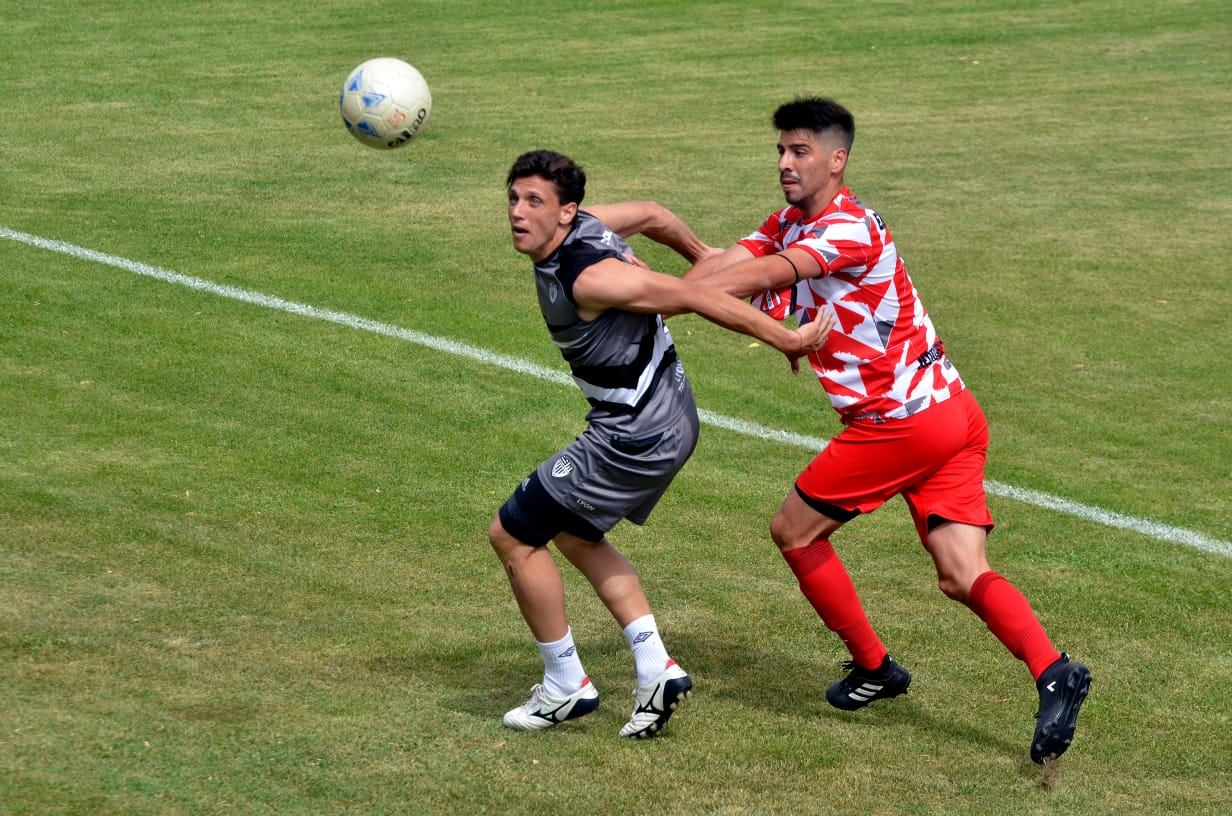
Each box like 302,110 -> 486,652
666,627 -> 1024,759
366,636 -> 567,719
367,628 -> 1024,761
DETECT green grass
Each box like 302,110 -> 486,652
2,1 -> 1230,814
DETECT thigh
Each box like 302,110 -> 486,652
796,407 -> 968,517
498,470 -> 606,548
624,403 -> 699,525
901,391 -> 995,543
539,409 -> 697,533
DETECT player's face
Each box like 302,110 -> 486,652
777,129 -> 845,217
508,176 -> 577,262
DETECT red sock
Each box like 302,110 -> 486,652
782,540 -> 887,670
967,571 -> 1061,680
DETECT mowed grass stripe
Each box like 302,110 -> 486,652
5,223 -> 1228,559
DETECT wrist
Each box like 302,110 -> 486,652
782,325 -> 802,354
683,236 -> 708,264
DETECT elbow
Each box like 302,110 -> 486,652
638,200 -> 671,233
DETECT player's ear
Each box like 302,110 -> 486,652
831,146 -> 849,174
559,201 -> 578,226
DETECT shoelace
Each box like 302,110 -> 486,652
835,660 -> 867,691
522,684 -> 547,708
837,659 -> 891,687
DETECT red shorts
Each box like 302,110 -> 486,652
795,388 -> 995,543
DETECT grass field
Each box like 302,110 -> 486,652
2,1 -> 1230,814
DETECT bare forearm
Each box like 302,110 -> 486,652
587,201 -> 714,264
637,203 -> 713,263
686,286 -> 801,354
572,257 -> 831,356
682,243 -> 759,284
694,255 -> 796,298
681,251 -> 727,281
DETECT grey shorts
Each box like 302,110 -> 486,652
534,403 -> 701,534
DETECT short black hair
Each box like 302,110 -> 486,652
506,150 -> 586,206
773,98 -> 855,151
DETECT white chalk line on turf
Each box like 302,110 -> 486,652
4,225 -> 1229,559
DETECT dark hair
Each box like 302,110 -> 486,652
773,97 -> 855,151
506,150 -> 586,206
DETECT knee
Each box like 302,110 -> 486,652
935,568 -> 976,604
925,524 -> 990,604
769,511 -> 801,551
488,516 -> 521,560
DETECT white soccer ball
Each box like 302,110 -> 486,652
339,58 -> 432,150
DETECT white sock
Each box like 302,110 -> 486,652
623,614 -> 671,687
536,628 -> 587,698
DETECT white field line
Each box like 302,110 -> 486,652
4,225 -> 1230,559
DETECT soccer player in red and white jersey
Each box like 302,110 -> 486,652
684,98 -> 1091,764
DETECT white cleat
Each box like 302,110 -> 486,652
502,677 -> 600,731
619,660 -> 693,739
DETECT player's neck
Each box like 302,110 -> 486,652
530,223 -> 574,263
799,176 -> 846,220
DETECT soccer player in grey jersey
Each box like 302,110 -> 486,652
493,150 -> 834,737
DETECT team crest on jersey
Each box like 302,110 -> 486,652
548,281 -> 559,303
551,456 -> 575,478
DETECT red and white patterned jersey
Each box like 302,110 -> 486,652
740,187 -> 965,422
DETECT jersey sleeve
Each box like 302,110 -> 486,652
736,211 -> 784,257
790,216 -> 879,275
750,287 -> 793,320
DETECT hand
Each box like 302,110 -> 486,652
794,310 -> 834,354
622,252 -> 652,270
784,311 -> 835,373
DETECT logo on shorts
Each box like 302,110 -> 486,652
551,456 -> 575,478
575,497 -> 595,512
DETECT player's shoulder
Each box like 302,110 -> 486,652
835,190 -> 886,225
555,212 -> 625,280
812,191 -> 887,238
569,209 -> 604,240
567,211 -> 625,253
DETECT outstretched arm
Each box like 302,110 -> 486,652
682,246 -> 822,297
681,243 -> 754,281
585,201 -> 719,264
572,258 -> 833,358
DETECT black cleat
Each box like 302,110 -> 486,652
826,655 -> 912,711
1031,653 -> 1092,763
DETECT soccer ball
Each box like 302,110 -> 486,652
339,58 -> 432,150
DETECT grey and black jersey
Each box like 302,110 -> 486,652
533,210 -> 693,436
